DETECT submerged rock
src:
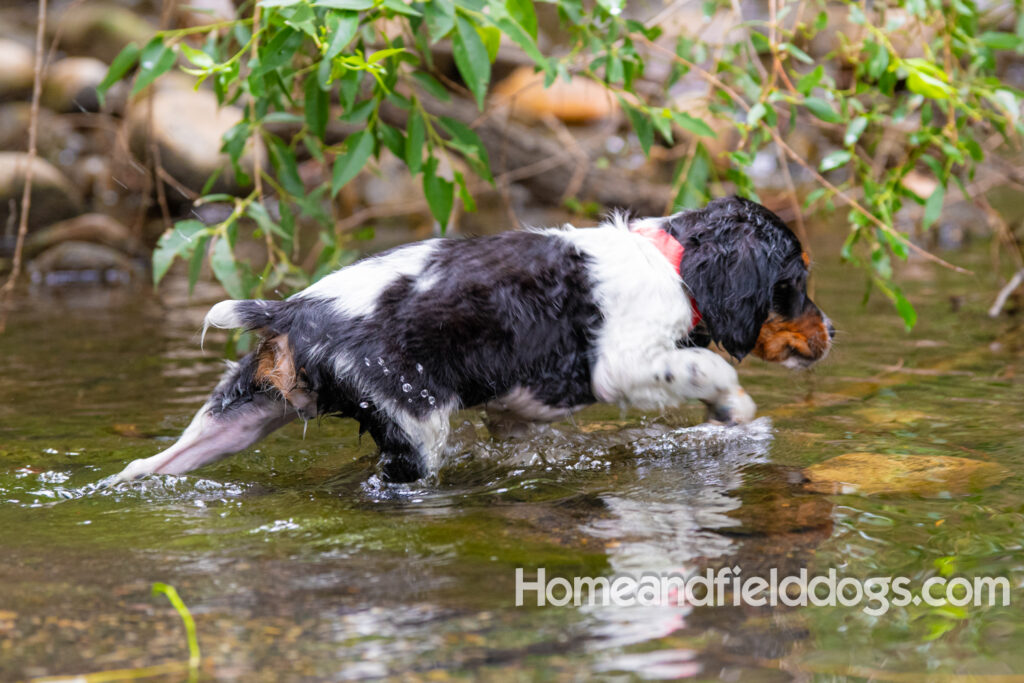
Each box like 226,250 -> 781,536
42,57 -> 111,113
127,88 -> 261,197
804,452 -> 1009,497
0,152 -> 83,241
173,0 -> 237,28
24,213 -> 142,260
0,39 -> 34,101
28,240 -> 144,286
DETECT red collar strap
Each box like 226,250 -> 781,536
633,224 -> 703,329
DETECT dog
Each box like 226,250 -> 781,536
112,196 -> 833,484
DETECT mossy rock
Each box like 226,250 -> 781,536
804,452 -> 1009,497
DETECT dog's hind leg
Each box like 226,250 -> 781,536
110,349 -> 302,483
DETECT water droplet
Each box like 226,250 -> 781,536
402,383 -> 413,393
420,389 -> 429,398
416,363 -> 424,374
377,357 -> 385,366
399,375 -> 406,383
428,396 -> 436,406
383,368 -> 390,375
364,357 -> 371,366
359,401 -> 369,409
407,398 -> 413,403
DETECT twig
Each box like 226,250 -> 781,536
0,0 -> 49,333
989,269 -> 1024,318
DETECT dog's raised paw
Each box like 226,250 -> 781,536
705,387 -> 757,426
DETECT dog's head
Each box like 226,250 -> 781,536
665,196 -> 834,368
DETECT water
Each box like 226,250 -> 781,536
1,234 -> 1022,680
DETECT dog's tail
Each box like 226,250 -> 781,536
201,299 -> 290,347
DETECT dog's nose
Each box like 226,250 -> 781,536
826,319 -> 836,340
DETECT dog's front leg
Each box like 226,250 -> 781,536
595,347 -> 756,425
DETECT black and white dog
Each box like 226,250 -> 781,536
113,196 -> 833,484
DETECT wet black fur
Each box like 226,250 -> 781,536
210,196 -> 818,482
666,196 -> 822,360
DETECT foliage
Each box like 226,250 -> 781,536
152,582 -> 202,676
98,0 -> 1024,327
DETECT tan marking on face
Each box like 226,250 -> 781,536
801,251 -> 811,268
255,334 -> 317,416
752,309 -> 831,365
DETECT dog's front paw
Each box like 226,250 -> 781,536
704,387 -> 756,426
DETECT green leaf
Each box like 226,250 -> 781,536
454,170 -> 476,212
424,0 -> 455,43
211,237 -> 247,299
180,43 -> 214,69
132,37 -> 177,95
819,149 -> 851,172
438,116 -> 492,181
97,42 -> 140,106
324,11 -> 360,60
671,111 -> 717,138
620,99 -> 653,156
452,14 -> 491,110
844,116 -> 868,146
187,234 -> 210,295
331,130 -> 374,195
796,65 -> 823,95
423,157 -> 454,227
904,58 -> 954,100
978,31 -> 1024,50
153,220 -> 206,286
506,0 -> 538,40
267,137 -> 304,196
411,72 -> 450,102
923,184 -> 944,229
405,110 -> 425,174
377,123 -> 406,159
780,42 -> 813,64
380,0 -> 421,15
746,102 -> 767,126
651,109 -> 674,144
804,96 -> 842,123
304,75 -> 329,139
478,25 -> 501,63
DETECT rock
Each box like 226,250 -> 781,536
0,103 -> 75,162
28,241 -> 144,286
0,39 -> 34,101
127,88 -> 262,196
55,4 -> 155,64
491,66 -> 618,123
42,57 -> 111,113
173,0 -> 236,28
804,452 -> 1009,497
0,152 -> 83,245
24,213 -> 142,260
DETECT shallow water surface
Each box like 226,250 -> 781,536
1,237 -> 1023,680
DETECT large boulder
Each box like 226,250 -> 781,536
0,39 -> 34,101
127,88 -> 262,197
0,152 -> 83,247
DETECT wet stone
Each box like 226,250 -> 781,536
28,241 -> 144,287
0,39 -> 34,100
24,213 -> 142,261
42,57 -> 113,113
803,452 -> 1010,497
0,152 -> 83,243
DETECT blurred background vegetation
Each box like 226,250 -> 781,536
2,0 -> 1024,328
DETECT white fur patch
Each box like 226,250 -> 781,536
294,240 -> 439,318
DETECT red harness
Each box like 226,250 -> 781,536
633,224 -> 703,329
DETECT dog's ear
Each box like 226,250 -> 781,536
682,240 -> 774,360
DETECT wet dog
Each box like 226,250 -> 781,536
112,196 -> 833,484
